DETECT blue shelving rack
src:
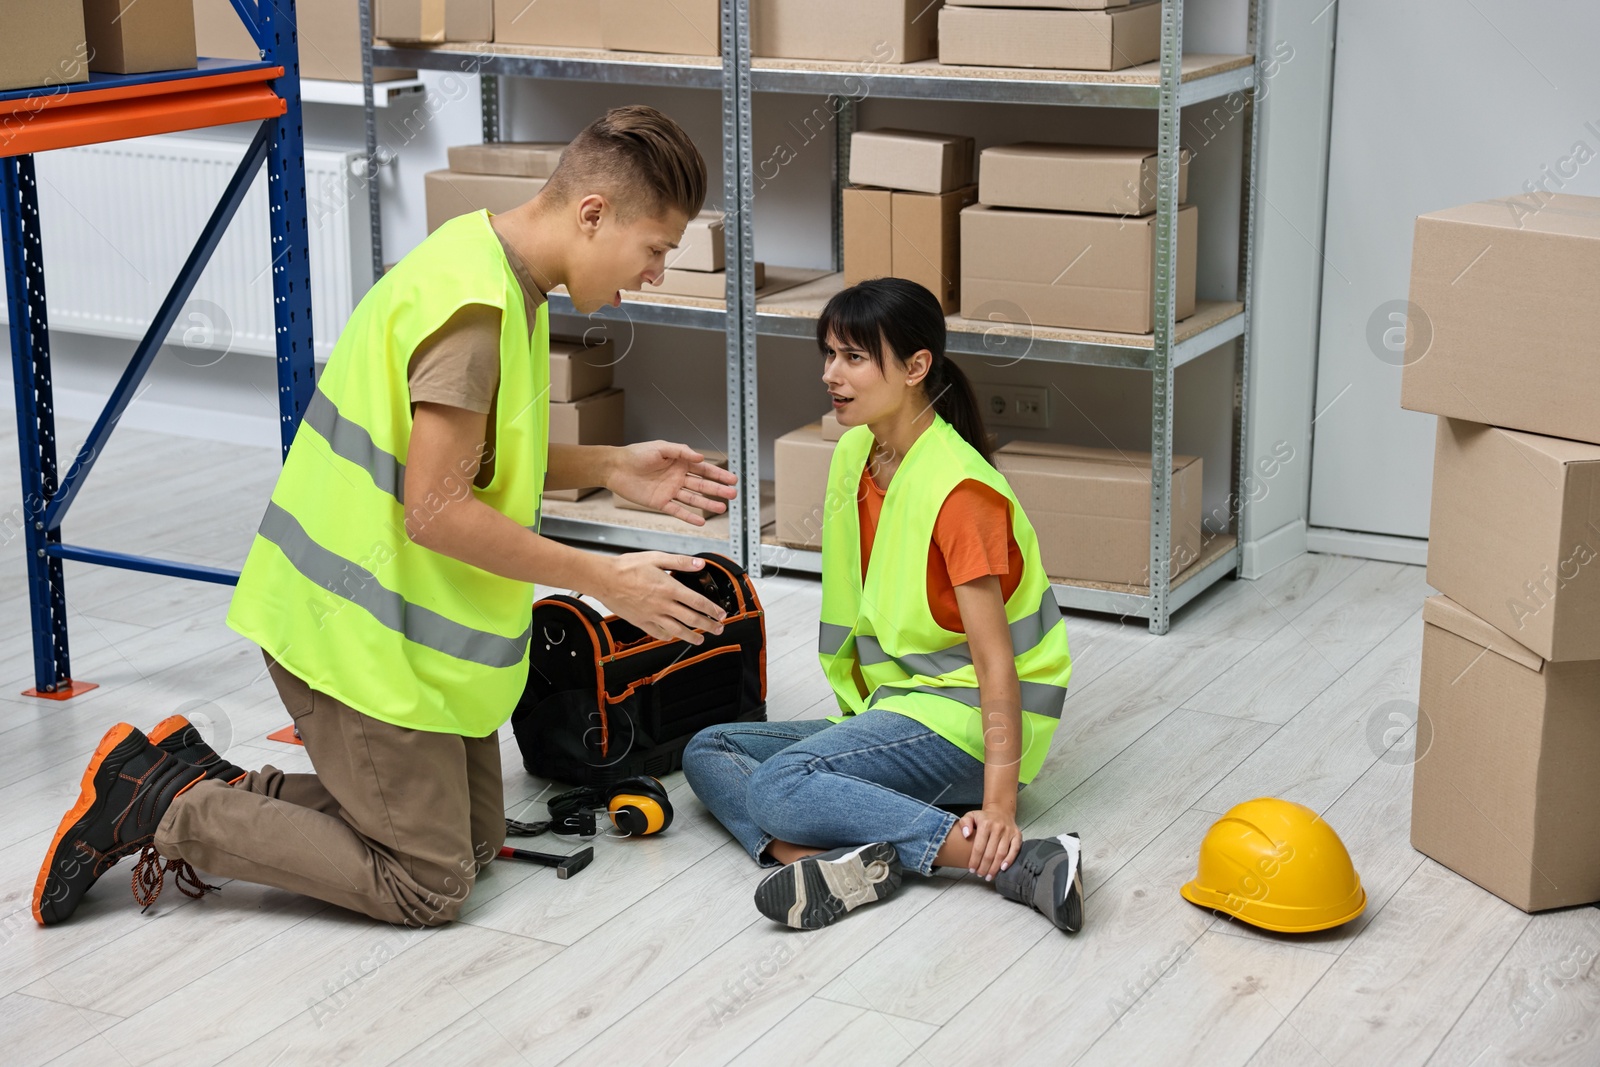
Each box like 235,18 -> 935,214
2,1 -> 315,699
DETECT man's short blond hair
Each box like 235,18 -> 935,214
544,105 -> 707,221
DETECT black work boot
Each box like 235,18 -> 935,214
33,724 -> 209,925
148,714 -> 248,785
994,832 -> 1083,933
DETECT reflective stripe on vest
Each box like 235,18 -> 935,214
304,388 -> 408,505
819,620 -> 852,657
256,502 -> 533,669
853,585 -> 1067,718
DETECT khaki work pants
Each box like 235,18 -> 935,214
154,653 -> 505,926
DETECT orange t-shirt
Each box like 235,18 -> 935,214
858,469 -> 1023,633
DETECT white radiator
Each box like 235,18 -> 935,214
11,133 -> 371,361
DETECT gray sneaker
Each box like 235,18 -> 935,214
995,832 -> 1083,932
754,842 -> 903,930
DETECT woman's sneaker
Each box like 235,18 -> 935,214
995,832 -> 1083,932
755,842 -> 903,930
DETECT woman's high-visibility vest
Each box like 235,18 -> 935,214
818,416 -> 1071,783
227,211 -> 550,737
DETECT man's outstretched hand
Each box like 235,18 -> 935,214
608,441 -> 739,527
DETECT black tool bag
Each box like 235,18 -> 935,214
511,553 -> 767,786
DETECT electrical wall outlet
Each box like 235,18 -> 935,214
974,382 -> 1050,429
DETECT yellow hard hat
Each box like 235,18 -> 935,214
1180,798 -> 1365,933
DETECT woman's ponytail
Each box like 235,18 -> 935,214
923,355 -> 994,465
815,277 -> 995,465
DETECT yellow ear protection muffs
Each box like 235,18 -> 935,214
606,776 -> 673,837
546,777 -> 674,837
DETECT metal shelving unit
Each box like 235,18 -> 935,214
360,0 -> 1261,635
5,2 -> 316,699
364,14 -> 751,566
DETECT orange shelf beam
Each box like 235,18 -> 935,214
1,67 -> 286,159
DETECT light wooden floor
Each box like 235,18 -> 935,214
1,417 -> 1597,1067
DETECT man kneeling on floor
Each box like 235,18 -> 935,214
34,106 -> 735,928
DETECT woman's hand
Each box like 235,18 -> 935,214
607,442 -> 738,526
958,806 -> 1022,881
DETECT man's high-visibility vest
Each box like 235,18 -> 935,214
228,211 -> 550,737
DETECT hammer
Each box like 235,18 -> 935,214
498,844 -> 594,879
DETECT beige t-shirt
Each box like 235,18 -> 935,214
406,217 -> 547,488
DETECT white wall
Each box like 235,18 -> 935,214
1308,0 -> 1600,547
1234,0 -> 1337,575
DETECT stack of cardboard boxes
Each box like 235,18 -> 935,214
384,0 -> 718,56
962,142 -> 1196,334
424,142 -> 565,233
195,0 -> 417,82
843,129 -> 978,313
544,337 -> 624,504
630,212 -> 769,301
1403,192 -> 1600,913
413,0 -> 942,61
366,0 -> 1171,69
995,441 -> 1203,587
939,0 -> 1161,71
3,0 -> 201,92
374,0 -> 495,45
751,0 -> 940,63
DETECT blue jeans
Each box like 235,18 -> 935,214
682,710 -> 988,876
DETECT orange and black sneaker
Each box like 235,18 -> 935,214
33,724 -> 209,925
148,715 -> 248,785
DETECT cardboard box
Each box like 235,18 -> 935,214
545,388 -> 626,501
615,450 -> 729,517
843,185 -> 979,312
375,0 -> 494,44
821,411 -> 844,441
666,211 -> 726,274
939,1 -> 1160,71
893,186 -> 979,313
0,0 -> 88,93
843,187 -> 894,284
599,0 -> 720,56
447,142 -> 567,179
636,264 -> 765,300
751,0 -> 940,64
774,423 -> 840,550
85,0 -> 196,75
980,143 -> 1190,216
1411,594 -> 1600,912
549,337 -> 615,403
1426,418 -> 1600,662
1400,194 -> 1600,446
850,129 -> 976,195
494,0 -> 603,48
425,171 -> 547,233
194,0 -> 418,81
961,202 -> 1197,334
995,440 -> 1202,585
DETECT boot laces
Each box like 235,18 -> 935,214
131,845 -> 218,912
